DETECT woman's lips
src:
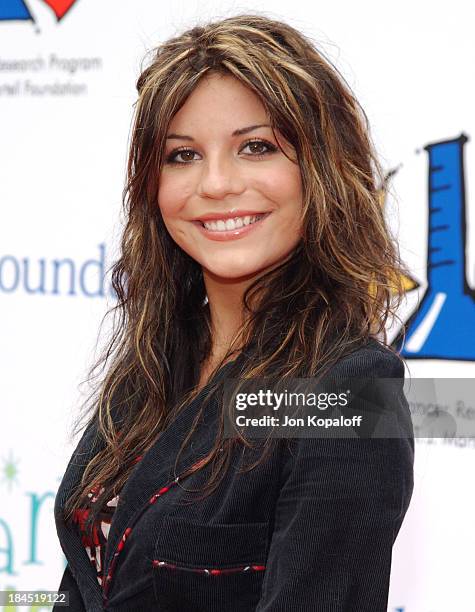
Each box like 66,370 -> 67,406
191,212 -> 272,241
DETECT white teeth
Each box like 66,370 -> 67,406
202,214 -> 265,231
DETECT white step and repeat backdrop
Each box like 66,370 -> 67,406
1,1 -> 474,610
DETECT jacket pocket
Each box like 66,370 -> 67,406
151,517 -> 269,611
153,516 -> 269,568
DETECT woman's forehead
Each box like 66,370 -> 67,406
167,75 -> 268,131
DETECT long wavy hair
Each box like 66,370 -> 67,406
62,13 -> 410,532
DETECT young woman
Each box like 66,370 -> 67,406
54,13 -> 414,611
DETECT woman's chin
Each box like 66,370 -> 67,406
202,263 -> 271,283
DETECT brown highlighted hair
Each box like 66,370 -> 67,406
63,13 -> 409,532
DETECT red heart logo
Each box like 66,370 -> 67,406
40,0 -> 77,21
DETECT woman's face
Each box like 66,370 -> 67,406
158,72 -> 303,282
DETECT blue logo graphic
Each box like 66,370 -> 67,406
0,0 -> 31,21
0,0 -> 77,23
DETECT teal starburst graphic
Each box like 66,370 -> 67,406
1,450 -> 20,492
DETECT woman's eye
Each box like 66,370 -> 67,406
241,139 -> 277,156
165,149 -> 198,165
165,139 -> 277,166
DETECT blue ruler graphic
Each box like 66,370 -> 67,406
396,133 -> 475,360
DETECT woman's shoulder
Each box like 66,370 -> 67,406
325,337 -> 405,379
279,337 -> 414,493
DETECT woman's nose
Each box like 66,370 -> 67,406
197,153 -> 245,199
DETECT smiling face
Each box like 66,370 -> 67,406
157,72 -> 303,284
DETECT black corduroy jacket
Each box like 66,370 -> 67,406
53,338 -> 414,611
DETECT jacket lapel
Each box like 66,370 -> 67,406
102,378 -> 223,582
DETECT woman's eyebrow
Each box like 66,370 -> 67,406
166,124 -> 272,141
